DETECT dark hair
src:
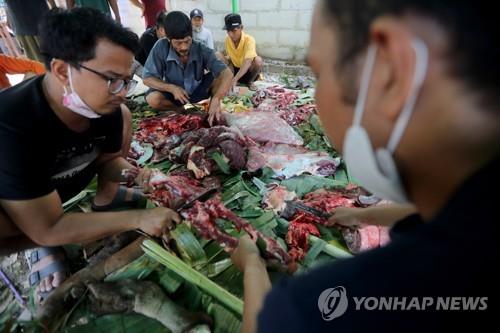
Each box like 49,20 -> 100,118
164,11 -> 192,40
322,0 -> 498,107
156,10 -> 168,29
39,7 -> 139,69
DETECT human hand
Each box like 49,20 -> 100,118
170,85 -> 190,104
208,98 -> 222,126
231,235 -> 263,272
137,207 -> 181,237
328,207 -> 365,227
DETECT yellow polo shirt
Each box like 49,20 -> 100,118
224,31 -> 258,68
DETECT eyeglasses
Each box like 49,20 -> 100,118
78,64 -> 138,95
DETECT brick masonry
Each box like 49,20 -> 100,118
168,0 -> 314,62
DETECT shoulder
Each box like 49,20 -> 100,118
195,41 -> 213,56
0,76 -> 48,132
244,33 -> 256,44
150,38 -> 171,55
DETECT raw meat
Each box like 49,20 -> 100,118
262,184 -> 297,213
342,225 -> 391,254
168,126 -> 248,179
182,196 -> 292,265
285,189 -> 390,259
134,113 -> 208,163
246,142 -> 341,178
224,111 -> 304,146
285,210 -> 324,261
145,169 -> 219,210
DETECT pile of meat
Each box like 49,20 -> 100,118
139,169 -> 220,210
285,189 -> 390,260
168,126 -> 248,179
247,141 -> 340,178
251,86 -> 316,126
134,113 -> 209,163
182,196 -> 293,266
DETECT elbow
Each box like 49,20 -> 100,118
30,230 -> 61,247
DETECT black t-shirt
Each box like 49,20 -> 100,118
136,27 -> 158,66
0,76 -> 123,202
258,156 -> 499,332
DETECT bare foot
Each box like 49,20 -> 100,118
29,249 -> 67,304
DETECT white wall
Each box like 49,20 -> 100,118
168,0 -> 314,62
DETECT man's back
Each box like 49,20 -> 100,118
258,156 -> 499,332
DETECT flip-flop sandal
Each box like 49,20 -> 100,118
28,247 -> 68,303
91,185 -> 144,212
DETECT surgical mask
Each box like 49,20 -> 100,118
343,39 -> 428,203
63,65 -> 101,119
193,26 -> 202,33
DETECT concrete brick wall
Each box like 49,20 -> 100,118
168,0 -> 314,62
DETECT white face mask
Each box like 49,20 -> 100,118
343,39 -> 428,203
62,65 -> 102,119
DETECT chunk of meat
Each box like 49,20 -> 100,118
182,196 -> 292,265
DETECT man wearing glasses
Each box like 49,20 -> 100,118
143,11 -> 233,125
0,8 -> 180,302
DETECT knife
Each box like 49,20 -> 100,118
176,188 -> 218,211
281,200 -> 332,220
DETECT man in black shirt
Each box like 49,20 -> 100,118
135,10 -> 168,66
231,0 -> 499,332
0,8 -> 179,300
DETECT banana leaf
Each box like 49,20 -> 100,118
302,237 -> 327,267
137,144 -> 154,166
210,152 -> 231,175
208,303 -> 241,333
206,259 -> 233,278
142,240 -> 243,316
155,268 -> 184,294
63,314 -> 169,333
280,175 -> 347,197
105,254 -> 159,282
170,223 -> 207,269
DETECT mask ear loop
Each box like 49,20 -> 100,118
386,39 -> 429,153
352,45 -> 378,126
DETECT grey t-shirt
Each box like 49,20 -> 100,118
193,26 -> 214,50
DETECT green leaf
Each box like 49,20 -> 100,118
105,255 -> 159,282
208,303 -> 242,333
206,258 -> 233,278
142,240 -> 243,316
137,144 -> 154,166
302,237 -> 326,267
64,314 -> 168,333
210,152 -> 231,174
155,268 -> 184,294
334,168 -> 349,183
170,223 -> 207,269
150,160 -> 173,173
246,211 -> 278,232
280,175 -> 347,197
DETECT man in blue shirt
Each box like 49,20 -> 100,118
143,11 -> 233,125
